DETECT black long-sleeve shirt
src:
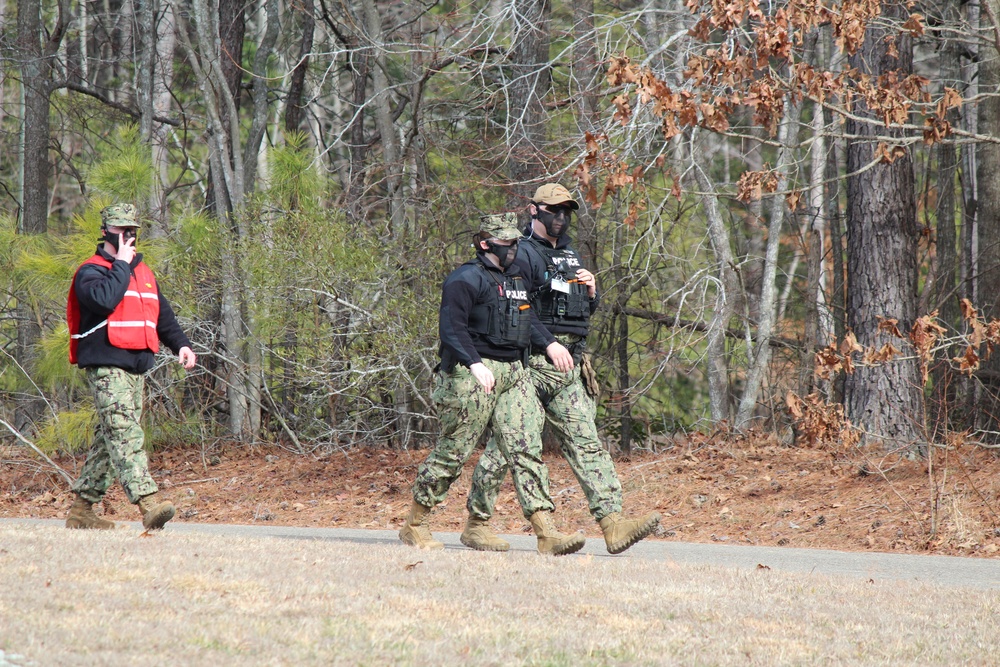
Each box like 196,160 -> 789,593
73,246 -> 192,374
438,252 -> 554,372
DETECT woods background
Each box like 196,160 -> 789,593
3,0 -> 1000,457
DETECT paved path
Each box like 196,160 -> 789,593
5,517 -> 1000,589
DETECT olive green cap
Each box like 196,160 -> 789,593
479,212 -> 521,240
532,183 -> 580,210
100,203 -> 140,227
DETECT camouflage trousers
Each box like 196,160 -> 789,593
71,367 -> 157,505
413,358 -> 554,519
467,350 -> 623,522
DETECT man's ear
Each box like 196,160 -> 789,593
528,203 -> 538,217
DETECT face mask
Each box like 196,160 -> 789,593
486,240 -> 518,269
535,206 -> 571,238
101,227 -> 137,251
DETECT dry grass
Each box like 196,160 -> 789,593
1,524 -> 999,666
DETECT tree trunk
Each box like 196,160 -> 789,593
15,0 -> 65,434
150,0 -> 176,224
976,0 -> 1000,436
824,103 -> 846,403
800,99 -> 830,397
930,6 -> 962,437
694,153 -> 739,425
134,0 -> 154,144
360,0 -> 405,237
572,0 -> 599,270
506,0 -> 550,209
284,0 -> 314,135
612,206 -> 631,453
345,35 -> 371,225
17,0 -> 52,235
735,97 -> 796,430
844,7 -> 924,451
181,0 -> 263,441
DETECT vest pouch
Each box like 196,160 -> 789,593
509,304 -> 531,349
564,283 -> 589,320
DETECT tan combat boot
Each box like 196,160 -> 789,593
460,516 -> 510,552
65,494 -> 115,530
529,511 -> 585,556
137,492 -> 175,530
399,501 -> 444,550
599,511 -> 661,554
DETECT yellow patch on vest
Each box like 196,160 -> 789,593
146,283 -> 153,288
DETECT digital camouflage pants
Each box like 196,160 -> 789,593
71,366 -> 157,505
467,351 -> 623,522
413,358 -> 555,519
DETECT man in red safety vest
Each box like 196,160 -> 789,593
65,203 -> 197,531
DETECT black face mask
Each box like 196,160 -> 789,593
486,240 -> 518,269
101,226 -> 137,251
534,206 -> 572,238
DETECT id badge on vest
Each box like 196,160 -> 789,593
550,276 -> 571,294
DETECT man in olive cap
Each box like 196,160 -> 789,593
463,184 -> 661,554
400,212 -> 585,555
65,203 -> 197,531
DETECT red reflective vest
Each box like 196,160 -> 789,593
67,255 -> 160,364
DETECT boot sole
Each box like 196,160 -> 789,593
607,513 -> 661,555
142,504 -> 176,530
548,534 -> 586,557
460,534 -> 510,552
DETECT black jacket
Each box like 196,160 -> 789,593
73,247 -> 192,374
438,252 -> 554,372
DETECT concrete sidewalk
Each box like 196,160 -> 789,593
5,517 -> 1000,589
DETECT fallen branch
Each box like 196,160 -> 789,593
0,419 -> 73,485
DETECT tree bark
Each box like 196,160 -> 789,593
930,5 -> 962,437
360,0 -> 405,237
572,0 -> 599,270
506,0 -> 551,208
15,0 -> 66,434
800,99 -> 831,397
150,0 -> 176,224
694,153 -> 739,425
976,0 -> 1000,436
284,0 -> 314,135
735,97 -> 796,430
844,5 -> 924,450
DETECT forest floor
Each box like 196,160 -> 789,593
4,433 -> 1000,558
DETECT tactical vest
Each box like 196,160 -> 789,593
526,242 -> 590,332
67,255 -> 161,363
468,269 -> 532,350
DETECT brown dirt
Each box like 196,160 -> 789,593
4,436 -> 1000,558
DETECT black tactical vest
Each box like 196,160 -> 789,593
526,241 -> 590,332
468,268 -> 532,350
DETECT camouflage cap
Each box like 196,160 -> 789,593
479,212 -> 522,241
100,203 -> 140,228
532,183 -> 580,210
